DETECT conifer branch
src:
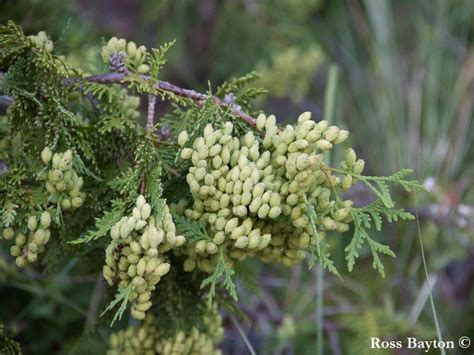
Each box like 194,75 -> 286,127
1,72 -> 257,126
83,73 -> 257,126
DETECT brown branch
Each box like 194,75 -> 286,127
82,72 -> 257,126
0,73 -> 256,127
1,72 -> 257,126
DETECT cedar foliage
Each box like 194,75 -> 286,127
0,22 -> 423,354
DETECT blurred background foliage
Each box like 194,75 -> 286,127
1,0 -> 473,354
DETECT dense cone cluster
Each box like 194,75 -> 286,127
2,211 -> 51,267
103,196 -> 185,320
40,148 -> 85,211
174,112 -> 365,270
0,148 -> 85,267
107,306 -> 223,355
101,37 -> 150,74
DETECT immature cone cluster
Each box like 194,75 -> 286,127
40,148 -> 85,211
101,37 -> 150,74
3,211 -> 51,267
28,31 -> 53,53
107,306 -> 223,355
174,112 -> 365,269
103,195 -> 184,320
